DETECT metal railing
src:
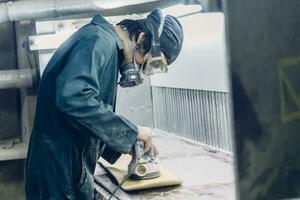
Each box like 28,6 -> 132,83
152,86 -> 233,151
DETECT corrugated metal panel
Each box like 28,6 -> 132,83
152,86 -> 233,151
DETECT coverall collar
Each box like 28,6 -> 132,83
91,15 -> 124,50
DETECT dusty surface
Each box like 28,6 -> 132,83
95,130 -> 236,200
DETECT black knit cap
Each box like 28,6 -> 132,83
137,9 -> 184,64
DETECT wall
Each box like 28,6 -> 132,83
150,13 -> 230,92
226,0 -> 300,199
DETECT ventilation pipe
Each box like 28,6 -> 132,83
0,0 -> 180,23
0,69 -> 35,89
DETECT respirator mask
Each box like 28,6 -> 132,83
114,24 -> 143,88
118,59 -> 143,88
117,10 -> 167,88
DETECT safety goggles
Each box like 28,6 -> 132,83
142,52 -> 168,75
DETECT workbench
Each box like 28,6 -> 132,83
94,130 -> 235,200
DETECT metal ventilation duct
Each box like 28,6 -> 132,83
0,0 -> 185,23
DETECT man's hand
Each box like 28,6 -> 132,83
137,126 -> 153,152
136,126 -> 159,156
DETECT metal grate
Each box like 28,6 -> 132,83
152,86 -> 233,151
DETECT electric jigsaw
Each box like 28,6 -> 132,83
128,140 -> 161,180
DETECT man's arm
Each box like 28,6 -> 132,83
55,35 -> 137,153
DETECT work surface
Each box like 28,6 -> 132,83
94,130 -> 236,200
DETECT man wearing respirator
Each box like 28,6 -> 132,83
25,9 -> 183,200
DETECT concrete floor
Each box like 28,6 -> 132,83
95,130 -> 236,200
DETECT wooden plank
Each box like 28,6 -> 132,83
99,154 -> 182,191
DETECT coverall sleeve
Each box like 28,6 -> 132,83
55,35 -> 137,153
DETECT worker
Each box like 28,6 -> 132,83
25,8 -> 183,200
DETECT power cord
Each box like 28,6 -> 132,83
107,159 -> 139,200
98,144 -> 137,200
107,172 -> 132,200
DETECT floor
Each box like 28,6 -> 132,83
94,130 -> 236,200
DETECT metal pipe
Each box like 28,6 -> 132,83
0,0 -> 182,23
0,69 -> 34,89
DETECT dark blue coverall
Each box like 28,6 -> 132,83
25,15 -> 138,200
